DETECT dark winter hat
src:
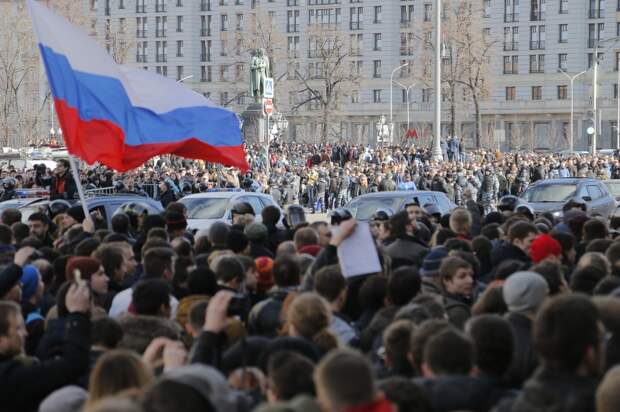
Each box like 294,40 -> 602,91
227,229 -> 249,253
209,221 -> 230,246
420,247 -> 449,278
165,211 -> 187,232
65,256 -> 101,282
66,205 -> 85,224
244,222 -> 268,242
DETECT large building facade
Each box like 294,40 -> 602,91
90,0 -> 620,150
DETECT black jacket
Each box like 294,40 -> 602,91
385,236 -> 429,267
505,312 -> 538,388
495,367 -> 598,412
49,172 -> 77,200
0,264 -> 23,298
248,289 -> 292,337
414,374 -> 515,412
0,313 -> 90,412
491,242 -> 531,269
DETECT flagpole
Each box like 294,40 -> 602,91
68,155 -> 90,222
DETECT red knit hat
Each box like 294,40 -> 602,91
255,256 -> 274,293
529,234 -> 562,263
65,256 -> 101,282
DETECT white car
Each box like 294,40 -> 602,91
179,189 -> 281,231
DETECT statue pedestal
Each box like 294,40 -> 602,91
242,103 -> 266,144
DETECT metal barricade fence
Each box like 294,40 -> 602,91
141,184 -> 159,199
84,186 -> 116,197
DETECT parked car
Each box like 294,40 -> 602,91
18,195 -> 163,230
520,178 -> 615,218
604,180 -> 620,203
179,189 -> 281,231
344,191 -> 456,221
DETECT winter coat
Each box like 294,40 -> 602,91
491,242 -> 532,269
248,289 -> 293,338
118,314 -> 181,354
0,313 -> 90,412
505,312 -> 537,388
495,367 -> 598,412
385,237 -> 429,267
442,293 -> 472,330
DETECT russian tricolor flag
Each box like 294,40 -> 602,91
28,0 -> 248,172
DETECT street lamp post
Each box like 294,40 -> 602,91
432,0 -> 443,161
559,69 -> 587,153
390,62 -> 409,145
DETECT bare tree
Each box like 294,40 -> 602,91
103,18 -> 135,64
292,25 -> 360,143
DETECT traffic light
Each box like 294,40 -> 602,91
585,110 -> 595,136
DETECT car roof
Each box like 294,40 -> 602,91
181,191 -> 269,200
19,195 -> 162,208
351,190 -> 445,198
530,178 -> 601,186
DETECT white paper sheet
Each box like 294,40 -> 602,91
336,221 -> 382,278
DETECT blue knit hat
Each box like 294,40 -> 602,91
21,265 -> 40,302
420,247 -> 449,278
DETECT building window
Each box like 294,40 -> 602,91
373,60 -> 381,77
506,86 -> 516,100
559,24 -> 567,42
531,0 -> 546,21
557,85 -> 568,99
615,83 -> 619,99
287,10 -> 300,32
177,0 -> 183,6
529,54 -> 544,73
560,0 -> 568,13
373,89 -> 382,103
374,6 -> 382,23
558,53 -> 567,70
177,16 -> 183,32
531,86 -> 542,100
373,33 -> 382,51
351,90 -> 359,103
221,14 -> 228,31
483,0 -> 491,17
136,0 -> 146,13
119,0 -> 125,9
503,55 -> 519,74
424,3 -> 432,21
349,7 -> 363,30
422,88 -> 432,102
176,66 -> 184,81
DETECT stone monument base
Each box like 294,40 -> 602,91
242,103 -> 266,144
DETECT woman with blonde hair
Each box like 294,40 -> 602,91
85,350 -> 153,410
286,292 -> 339,354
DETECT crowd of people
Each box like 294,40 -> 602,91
3,142 -> 620,213
2,144 -> 620,411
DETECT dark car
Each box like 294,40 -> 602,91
344,191 -> 456,221
19,195 -> 163,230
521,178 -> 615,218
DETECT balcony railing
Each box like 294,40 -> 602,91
156,4 -> 167,12
136,4 -> 146,12
156,54 -> 167,62
504,13 -> 519,22
530,11 -> 545,21
400,46 -> 414,56
530,40 -> 545,50
400,20 -> 412,28
136,54 -> 147,63
287,24 -> 299,32
201,53 -> 210,61
350,48 -> 362,56
156,29 -> 167,37
136,29 -> 147,37
589,8 -> 604,18
201,28 -> 211,36
201,2 -> 211,11
350,21 -> 362,30
503,41 -> 519,51
588,38 -> 597,48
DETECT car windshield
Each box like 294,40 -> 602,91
346,197 -> 402,220
181,197 -> 228,219
522,184 -> 577,203
606,182 -> 620,197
